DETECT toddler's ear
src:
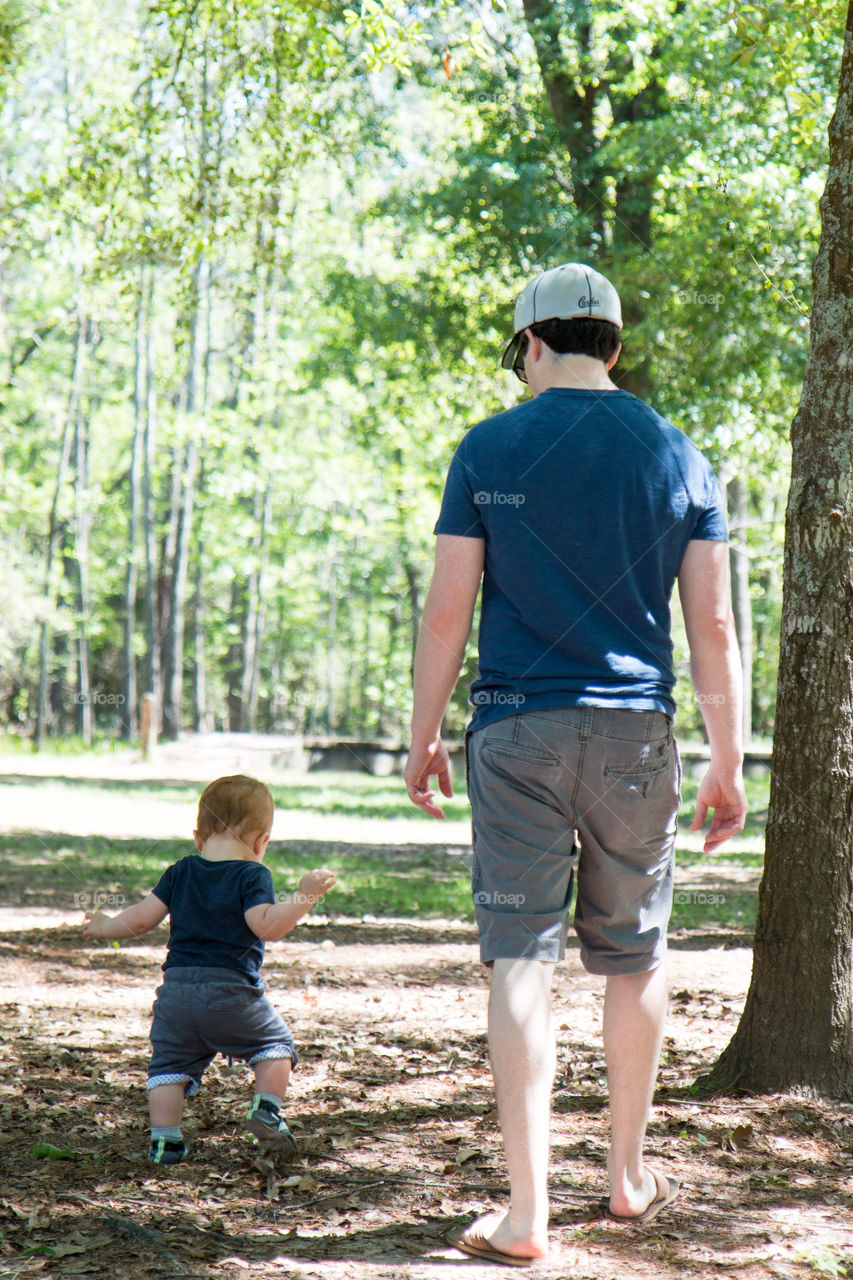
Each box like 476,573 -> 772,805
193,830 -> 204,852
254,832 -> 271,859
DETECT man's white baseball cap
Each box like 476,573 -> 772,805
500,263 -> 623,371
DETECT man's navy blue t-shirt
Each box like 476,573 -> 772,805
151,856 -> 276,982
434,387 -> 727,732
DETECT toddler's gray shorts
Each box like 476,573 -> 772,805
147,966 -> 297,1095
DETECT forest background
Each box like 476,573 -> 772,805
0,0 -> 843,751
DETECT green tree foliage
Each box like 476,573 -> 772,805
0,0 -> 844,744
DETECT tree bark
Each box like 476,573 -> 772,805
700,2 -> 853,1098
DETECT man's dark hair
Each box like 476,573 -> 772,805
524,317 -> 621,363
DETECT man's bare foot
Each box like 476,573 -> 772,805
608,1166 -> 680,1222
449,1210 -> 549,1266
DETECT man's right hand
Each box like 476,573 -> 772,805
690,766 -> 747,852
404,737 -> 454,819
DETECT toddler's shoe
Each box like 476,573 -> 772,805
245,1097 -> 298,1156
148,1136 -> 188,1165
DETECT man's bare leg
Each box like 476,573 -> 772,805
604,963 -> 669,1216
460,957 -> 554,1259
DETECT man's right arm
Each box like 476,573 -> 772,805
677,538 -> 747,852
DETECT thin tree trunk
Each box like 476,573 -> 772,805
161,438 -> 197,740
121,265 -> 146,741
36,318 -> 84,749
141,265 -> 160,719
727,475 -> 753,746
72,362 -> 93,747
701,2 -> 853,1098
161,258 -> 205,740
326,542 -> 338,734
191,462 -> 209,733
243,482 -> 272,731
226,576 -> 245,732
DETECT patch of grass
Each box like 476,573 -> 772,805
0,768 -> 768,929
0,734 -> 133,757
1,831 -> 475,922
796,1245 -> 849,1277
269,775 -> 473,822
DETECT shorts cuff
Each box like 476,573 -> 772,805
147,1072 -> 199,1097
476,905 -> 569,964
580,944 -> 668,977
249,1045 -> 296,1069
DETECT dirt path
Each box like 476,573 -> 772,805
0,750 -> 850,1279
2,918 -> 852,1280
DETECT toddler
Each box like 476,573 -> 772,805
83,773 -> 336,1165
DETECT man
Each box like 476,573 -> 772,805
404,263 -> 747,1266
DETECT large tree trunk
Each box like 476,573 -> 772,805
701,3 -> 853,1098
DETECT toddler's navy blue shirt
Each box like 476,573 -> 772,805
151,856 -> 275,982
434,387 -> 727,731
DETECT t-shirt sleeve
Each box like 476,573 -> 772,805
690,464 -> 728,541
433,440 -> 486,538
151,862 -> 175,907
241,863 -> 276,912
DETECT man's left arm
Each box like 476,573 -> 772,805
405,534 -> 485,818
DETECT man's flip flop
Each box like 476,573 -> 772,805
606,1168 -> 680,1224
448,1222 -> 538,1268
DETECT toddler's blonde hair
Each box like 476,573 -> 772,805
196,774 -> 274,844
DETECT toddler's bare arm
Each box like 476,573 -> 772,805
245,869 -> 337,941
83,893 -> 169,940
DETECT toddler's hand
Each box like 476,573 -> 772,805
83,909 -> 110,938
299,868 -> 337,901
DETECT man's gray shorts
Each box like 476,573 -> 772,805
466,707 -> 681,975
148,966 -> 297,1096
